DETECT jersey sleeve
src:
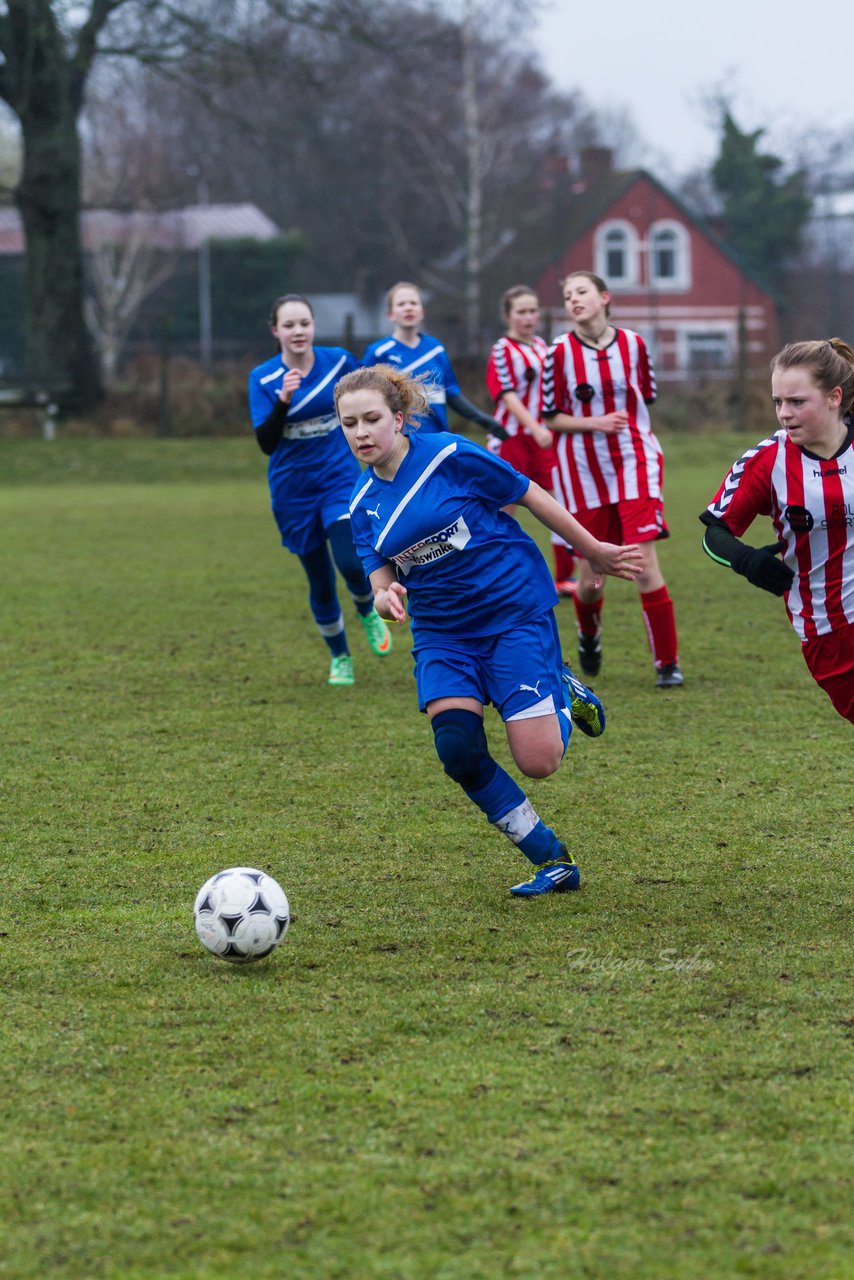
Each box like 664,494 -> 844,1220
248,370 -> 275,429
542,342 -> 569,415
486,340 -> 514,401
704,439 -> 777,537
361,341 -> 379,367
637,335 -> 657,405
453,439 -> 530,507
349,499 -> 392,578
439,350 -> 461,396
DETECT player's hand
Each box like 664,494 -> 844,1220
279,369 -> 302,404
530,424 -> 554,450
595,411 -> 629,434
743,543 -> 794,596
376,581 -> 408,624
587,541 -> 644,586
487,419 -> 510,441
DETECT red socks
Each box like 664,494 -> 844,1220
640,585 -> 678,668
574,595 -> 603,637
553,543 -> 576,583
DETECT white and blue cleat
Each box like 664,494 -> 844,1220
510,853 -> 581,897
562,663 -> 606,738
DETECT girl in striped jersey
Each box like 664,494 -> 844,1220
485,285 -> 576,594
543,271 -> 683,689
701,338 -> 854,724
248,294 -> 392,687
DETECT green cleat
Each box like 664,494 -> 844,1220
360,608 -> 393,656
328,654 -> 355,686
562,663 -> 606,737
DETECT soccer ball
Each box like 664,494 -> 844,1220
193,867 -> 290,963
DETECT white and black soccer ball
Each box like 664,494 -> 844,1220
193,867 -> 290,963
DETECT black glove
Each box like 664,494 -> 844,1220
740,543 -> 795,596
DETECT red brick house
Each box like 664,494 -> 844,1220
535,152 -> 779,381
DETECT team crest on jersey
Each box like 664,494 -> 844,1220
392,516 -> 472,574
575,383 -> 596,403
785,504 -> 814,534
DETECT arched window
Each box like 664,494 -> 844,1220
649,220 -> 690,290
593,220 -> 639,287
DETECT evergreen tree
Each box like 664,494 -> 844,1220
711,111 -> 811,285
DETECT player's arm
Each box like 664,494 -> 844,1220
254,399 -> 289,455
699,512 -> 793,596
544,409 -> 628,435
499,390 -> 553,448
446,390 -> 509,440
252,370 -> 302,455
369,565 -> 408,623
517,482 -> 642,583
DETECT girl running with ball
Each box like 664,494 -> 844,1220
335,363 -> 643,897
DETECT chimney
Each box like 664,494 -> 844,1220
579,147 -> 614,184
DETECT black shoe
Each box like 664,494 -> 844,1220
655,662 -> 684,689
577,630 -> 601,678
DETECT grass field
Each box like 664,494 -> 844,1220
0,433 -> 850,1280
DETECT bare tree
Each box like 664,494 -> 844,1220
84,216 -> 178,385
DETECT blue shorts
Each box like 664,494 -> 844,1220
413,611 -> 568,722
272,486 -> 354,556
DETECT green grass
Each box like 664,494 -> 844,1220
0,434 -> 850,1280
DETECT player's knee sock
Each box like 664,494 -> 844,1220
326,518 -> 374,618
431,709 -> 563,865
640,585 -> 678,668
574,595 -> 603,637
299,545 -> 349,657
553,541 -> 576,582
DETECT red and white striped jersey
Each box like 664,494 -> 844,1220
543,327 -> 661,512
486,335 -> 549,439
706,426 -> 854,639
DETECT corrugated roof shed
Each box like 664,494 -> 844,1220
0,203 -> 279,254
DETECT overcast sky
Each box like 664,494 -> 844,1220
529,0 -> 853,174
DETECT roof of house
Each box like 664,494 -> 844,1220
538,166 -> 778,300
0,203 -> 279,255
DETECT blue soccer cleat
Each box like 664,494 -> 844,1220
562,663 -> 606,737
510,853 -> 581,897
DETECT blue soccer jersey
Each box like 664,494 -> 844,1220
349,431 -> 558,640
248,346 -> 361,552
362,333 -> 460,432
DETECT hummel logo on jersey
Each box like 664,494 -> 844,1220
519,681 -> 542,696
366,505 -> 381,519
813,464 -> 847,477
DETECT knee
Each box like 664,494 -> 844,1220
515,745 -> 563,779
432,709 -> 489,786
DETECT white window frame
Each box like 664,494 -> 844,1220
593,219 -> 639,289
680,328 -> 733,373
648,219 -> 691,291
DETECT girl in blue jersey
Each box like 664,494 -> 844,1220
363,282 -> 507,438
335,364 -> 643,897
248,294 -> 392,686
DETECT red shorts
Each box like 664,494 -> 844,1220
570,496 -> 669,545
496,432 -> 557,491
802,622 -> 854,723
